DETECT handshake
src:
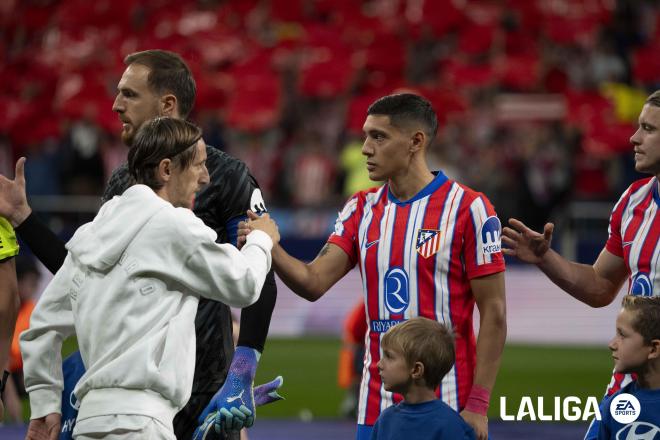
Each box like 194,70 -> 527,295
238,210 -> 280,248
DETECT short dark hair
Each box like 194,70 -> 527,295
646,90 -> 660,108
367,93 -> 438,142
125,50 -> 196,119
622,295 -> 660,345
381,317 -> 455,389
128,117 -> 202,190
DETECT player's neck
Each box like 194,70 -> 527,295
638,361 -> 660,389
402,384 -> 437,404
388,163 -> 434,202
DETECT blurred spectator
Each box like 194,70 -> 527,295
285,129 -> 339,207
1,0 -> 658,244
339,137 -> 375,198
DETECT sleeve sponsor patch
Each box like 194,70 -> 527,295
479,215 -> 502,255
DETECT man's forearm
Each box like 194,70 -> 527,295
15,213 -> 67,275
537,249 -> 620,308
272,245 -> 324,301
237,270 -> 277,353
473,306 -> 506,395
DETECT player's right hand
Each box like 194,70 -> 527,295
237,219 -> 250,249
246,210 -> 280,245
501,218 -> 554,264
25,412 -> 61,440
0,157 -> 31,227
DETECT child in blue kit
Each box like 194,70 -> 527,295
371,317 -> 476,440
597,295 -> 660,439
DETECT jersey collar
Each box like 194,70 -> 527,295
387,171 -> 448,206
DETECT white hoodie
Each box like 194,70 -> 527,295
20,184 -> 272,427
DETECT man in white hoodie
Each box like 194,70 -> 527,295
20,117 -> 279,440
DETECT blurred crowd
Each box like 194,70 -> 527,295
1,0 -> 659,231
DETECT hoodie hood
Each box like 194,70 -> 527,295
66,185 -> 170,271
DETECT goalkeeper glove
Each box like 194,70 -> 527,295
196,346 -> 259,432
192,377 -> 284,440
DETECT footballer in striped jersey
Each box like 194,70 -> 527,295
503,90 -> 660,439
264,93 -> 506,440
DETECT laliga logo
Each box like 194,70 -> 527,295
480,216 -> 502,255
500,396 -> 601,421
384,268 -> 409,314
610,393 -> 640,424
630,273 -> 653,297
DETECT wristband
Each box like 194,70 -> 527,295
464,385 -> 490,416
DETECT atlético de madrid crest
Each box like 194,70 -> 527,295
416,229 -> 442,258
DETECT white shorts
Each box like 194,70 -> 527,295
73,415 -> 176,440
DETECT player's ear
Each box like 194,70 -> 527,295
409,130 -> 425,154
160,94 -> 178,117
157,158 -> 173,183
649,338 -> 660,360
411,361 -> 425,380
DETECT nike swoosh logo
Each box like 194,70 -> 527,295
227,390 -> 244,403
622,241 -> 634,247
366,240 -> 379,249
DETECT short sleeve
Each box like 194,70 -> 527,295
605,186 -> 633,258
462,195 -> 505,279
327,194 -> 361,266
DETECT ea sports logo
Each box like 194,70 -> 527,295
384,268 -> 409,314
610,393 -> 640,424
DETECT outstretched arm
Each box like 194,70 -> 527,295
272,242 -> 354,301
0,158 -> 67,274
240,210 -> 354,301
502,218 -> 628,307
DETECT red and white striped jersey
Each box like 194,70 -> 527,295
605,177 -> 660,395
327,172 -> 505,426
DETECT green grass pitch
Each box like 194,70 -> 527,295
15,337 -> 613,422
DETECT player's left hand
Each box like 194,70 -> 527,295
460,410 -> 488,440
196,347 -> 259,434
192,377 -> 285,439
